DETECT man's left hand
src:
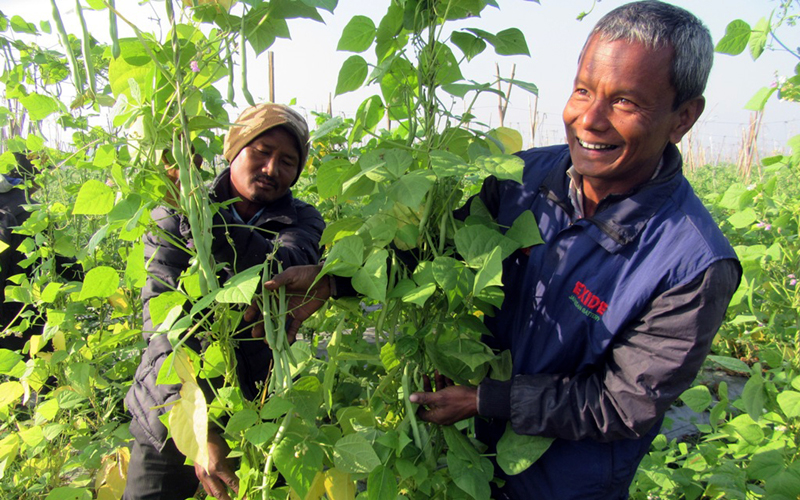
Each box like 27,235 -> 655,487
409,374 -> 478,426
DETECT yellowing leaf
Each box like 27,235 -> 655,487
0,434 -> 20,480
29,335 -> 44,356
488,127 -> 523,154
53,331 -> 66,351
324,469 -> 356,500
0,381 -> 24,409
168,378 -> 208,471
290,471 -> 326,500
173,346 -> 197,383
96,447 -> 129,500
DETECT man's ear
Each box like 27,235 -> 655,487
670,96 -> 705,144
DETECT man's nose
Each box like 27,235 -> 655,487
580,99 -> 611,132
262,156 -> 278,177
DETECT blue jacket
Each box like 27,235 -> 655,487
475,144 -> 741,499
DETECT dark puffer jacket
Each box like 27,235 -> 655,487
125,167 -> 324,450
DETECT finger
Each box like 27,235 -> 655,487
218,467 -> 240,495
409,392 -> 430,406
434,371 -> 447,392
244,303 -> 259,322
422,374 -> 432,393
251,321 -> 265,339
197,472 -> 231,500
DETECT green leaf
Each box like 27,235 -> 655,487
401,283 -> 436,307
317,159 -> 360,200
505,210 -> 544,248
496,422 -> 554,475
451,31 -> 487,61
741,368 -> 766,421
466,27 -> 529,56
503,77 -> 539,95
216,266 -> 261,304
275,431 -> 323,499
473,246 -> 503,295
473,154 -> 524,183
243,422 -> 279,447
310,116 -> 344,142
388,170 -> 435,208
336,55 -> 368,95
125,242 -> 147,289
338,15 -> 376,53
260,396 -> 294,420
44,487 -> 91,500
334,433 -> 382,474
749,18 -> 769,60
0,349 -> 23,375
726,207 -> 758,229
367,464 -> 398,500
19,93 -> 59,121
418,42 -> 462,85
108,39 -> 157,101
352,250 -> 388,302
716,20 -> 751,55
320,235 -> 364,277
25,134 -> 45,151
744,86 -> 777,111
706,355 -> 751,374
149,291 -> 187,327
10,15 -> 36,34
321,217 -> 364,247
430,150 -> 473,178
225,409 -> 260,436
493,28 -> 530,56
455,224 -> 518,268
79,266 -> 120,300
301,0 -> 337,13
442,426 -> 493,498
73,180 -> 115,215
432,257 -> 474,312
777,390 -> 800,418
680,385 -> 712,413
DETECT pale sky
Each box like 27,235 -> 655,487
1,0 -> 798,161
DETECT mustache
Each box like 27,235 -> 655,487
252,173 -> 278,186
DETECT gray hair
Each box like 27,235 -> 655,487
584,0 -> 713,108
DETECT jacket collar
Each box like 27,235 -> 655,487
541,143 -> 684,250
209,167 -> 299,226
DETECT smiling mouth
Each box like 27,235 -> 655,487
577,138 -> 618,151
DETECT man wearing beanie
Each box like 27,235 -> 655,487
123,104 -> 324,500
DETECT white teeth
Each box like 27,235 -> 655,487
578,138 -> 616,150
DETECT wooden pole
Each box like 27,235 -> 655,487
268,51 -> 275,103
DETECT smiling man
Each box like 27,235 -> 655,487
409,2 -> 742,498
262,2 -> 742,499
123,104 -> 324,500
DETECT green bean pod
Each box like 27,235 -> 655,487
226,41 -> 235,103
239,28 -> 254,105
108,0 -> 120,59
75,0 -> 96,96
50,0 -> 85,94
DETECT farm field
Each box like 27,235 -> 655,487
1,1 -> 799,499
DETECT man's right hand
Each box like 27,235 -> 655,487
248,264 -> 331,342
194,431 -> 239,500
